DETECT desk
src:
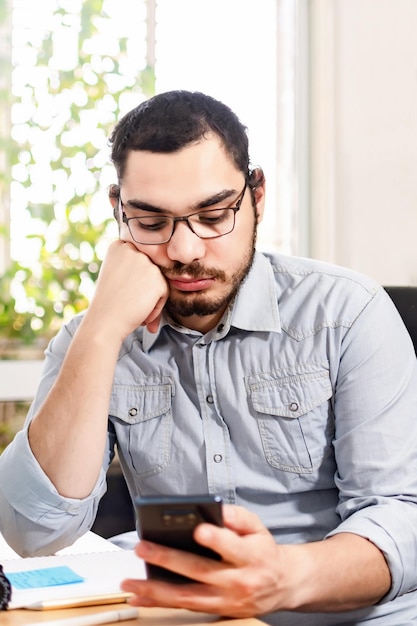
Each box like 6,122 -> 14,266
4,603 -> 264,625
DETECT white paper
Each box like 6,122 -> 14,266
1,532 -> 145,609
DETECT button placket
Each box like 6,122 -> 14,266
193,340 -> 231,495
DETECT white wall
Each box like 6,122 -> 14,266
309,0 -> 417,285
0,360 -> 43,401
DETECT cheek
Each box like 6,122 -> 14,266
120,225 -> 157,255
226,214 -> 256,253
207,236 -> 245,270
135,243 -> 166,266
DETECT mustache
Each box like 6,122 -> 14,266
160,261 -> 227,282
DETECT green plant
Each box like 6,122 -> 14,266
0,212 -> 112,344
0,421 -> 14,453
0,0 -> 154,345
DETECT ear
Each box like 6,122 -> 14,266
108,184 -> 120,223
249,167 -> 266,224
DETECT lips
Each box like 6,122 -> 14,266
167,276 -> 215,292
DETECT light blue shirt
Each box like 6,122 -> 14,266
1,251 -> 417,625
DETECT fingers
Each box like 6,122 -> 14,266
135,540 -> 225,585
121,510 -> 284,618
194,508 -> 273,567
89,240 -> 168,339
120,541 -> 231,614
121,533 -> 281,617
133,506 -> 275,582
121,576 -> 225,614
222,503 -> 270,535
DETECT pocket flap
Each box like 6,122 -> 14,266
248,364 -> 332,418
109,377 -> 175,424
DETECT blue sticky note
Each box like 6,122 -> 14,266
7,566 -> 84,590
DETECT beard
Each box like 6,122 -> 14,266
162,225 -> 257,321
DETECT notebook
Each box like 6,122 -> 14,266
0,531 -> 144,610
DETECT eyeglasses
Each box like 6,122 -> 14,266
120,182 -> 247,245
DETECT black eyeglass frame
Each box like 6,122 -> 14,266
119,182 -> 248,245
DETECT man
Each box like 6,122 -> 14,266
1,90 -> 417,625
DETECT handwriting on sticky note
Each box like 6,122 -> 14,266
7,566 -> 84,590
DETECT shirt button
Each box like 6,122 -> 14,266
129,407 -> 138,417
206,395 -> 214,404
217,324 -> 224,332
213,454 -> 223,463
289,402 -> 299,412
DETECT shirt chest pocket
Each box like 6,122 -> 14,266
109,378 -> 175,477
246,364 -> 333,474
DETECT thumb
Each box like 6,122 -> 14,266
222,504 -> 270,536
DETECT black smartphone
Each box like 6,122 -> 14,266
134,494 -> 223,583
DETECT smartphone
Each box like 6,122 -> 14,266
134,494 -> 223,583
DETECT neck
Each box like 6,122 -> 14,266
170,308 -> 226,334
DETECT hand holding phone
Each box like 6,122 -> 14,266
135,494 -> 223,583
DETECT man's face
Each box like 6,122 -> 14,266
117,133 -> 265,332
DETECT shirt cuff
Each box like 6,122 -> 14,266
326,502 -> 417,602
0,427 -> 106,521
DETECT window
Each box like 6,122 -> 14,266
0,0 -> 303,342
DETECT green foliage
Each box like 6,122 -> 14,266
0,421 -> 15,453
0,0 -> 154,345
0,205 -> 112,344
0,0 -> 8,24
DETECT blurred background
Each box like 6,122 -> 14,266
0,0 -> 416,448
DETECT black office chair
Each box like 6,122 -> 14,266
91,463 -> 135,538
384,286 -> 417,355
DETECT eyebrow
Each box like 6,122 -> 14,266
122,188 -> 239,215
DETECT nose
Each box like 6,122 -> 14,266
166,220 -> 206,264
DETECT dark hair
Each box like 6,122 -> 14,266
109,90 -> 250,181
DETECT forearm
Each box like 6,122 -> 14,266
28,315 -> 121,499
286,532 -> 391,612
27,242 -> 168,499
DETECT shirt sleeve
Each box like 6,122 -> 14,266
0,317 -> 112,556
0,427 -> 107,556
326,287 -> 417,602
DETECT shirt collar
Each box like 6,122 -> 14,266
143,250 -> 281,351
229,250 -> 281,332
